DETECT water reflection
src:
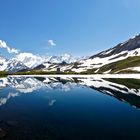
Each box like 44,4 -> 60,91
0,76 -> 140,109
1,76 -> 140,140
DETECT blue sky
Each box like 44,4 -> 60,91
0,0 -> 140,57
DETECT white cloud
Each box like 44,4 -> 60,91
48,39 -> 56,46
0,40 -> 7,48
0,40 -> 19,54
7,46 -> 19,54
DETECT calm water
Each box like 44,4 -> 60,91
0,76 -> 140,140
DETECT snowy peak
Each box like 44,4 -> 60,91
90,34 -> 140,59
45,53 -> 77,64
15,52 -> 45,68
6,59 -> 29,72
14,53 -> 77,69
0,55 -> 28,72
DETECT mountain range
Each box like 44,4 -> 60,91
1,34 -> 140,74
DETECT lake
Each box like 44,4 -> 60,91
0,75 -> 140,140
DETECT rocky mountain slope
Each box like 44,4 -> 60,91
1,33 -> 140,74
34,33 -> 140,74
68,34 -> 140,73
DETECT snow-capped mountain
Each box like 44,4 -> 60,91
6,59 -> 29,72
32,34 -> 140,73
14,52 -> 45,69
1,33 -> 140,73
66,34 -> 140,73
33,54 -> 79,71
14,53 -> 77,69
0,51 -> 77,73
0,55 -> 28,72
45,53 -> 78,64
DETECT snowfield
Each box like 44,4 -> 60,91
71,48 -> 140,73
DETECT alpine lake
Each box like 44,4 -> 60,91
0,75 -> 140,140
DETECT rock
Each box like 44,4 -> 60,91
0,128 -> 7,138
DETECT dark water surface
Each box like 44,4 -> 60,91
0,76 -> 140,140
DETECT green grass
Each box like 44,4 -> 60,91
15,69 -> 101,75
79,68 -> 97,74
98,56 -> 140,73
0,71 -> 9,77
15,70 -> 80,75
117,69 -> 140,74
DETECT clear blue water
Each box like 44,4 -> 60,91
0,76 -> 140,140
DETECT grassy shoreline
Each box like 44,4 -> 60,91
0,71 -> 9,77
0,70 -> 140,78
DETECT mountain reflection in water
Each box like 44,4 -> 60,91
0,76 -> 140,108
0,76 -> 140,140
